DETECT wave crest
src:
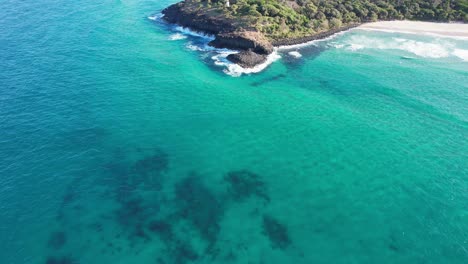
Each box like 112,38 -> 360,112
213,51 -> 282,77
335,35 -> 459,59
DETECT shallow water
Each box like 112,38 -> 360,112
1,0 -> 467,263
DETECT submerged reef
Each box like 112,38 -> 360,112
148,219 -> 174,243
224,170 -> 269,202
262,215 -> 291,250
113,196 -> 157,242
175,173 -> 224,245
132,148 -> 169,189
48,231 -> 67,250
50,141 -> 297,263
172,240 -> 200,264
45,256 -> 77,264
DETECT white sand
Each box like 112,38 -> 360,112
359,21 -> 468,38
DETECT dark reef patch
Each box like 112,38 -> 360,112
262,215 -> 291,250
175,173 -> 224,246
101,147 -> 168,241
172,240 -> 200,264
58,127 -> 108,150
102,147 -> 169,202
48,231 -> 67,250
56,174 -> 87,222
132,148 -> 168,189
113,196 -> 156,242
250,74 -> 286,87
224,170 -> 269,202
45,256 -> 77,264
148,219 -> 173,243
115,197 -> 145,226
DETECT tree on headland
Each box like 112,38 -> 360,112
184,0 -> 467,39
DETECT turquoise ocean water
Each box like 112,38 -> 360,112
1,0 -> 467,263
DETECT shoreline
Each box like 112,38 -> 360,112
159,0 -> 466,69
158,12 -> 467,71
271,24 -> 360,47
357,21 -> 468,39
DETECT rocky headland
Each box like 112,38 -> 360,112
162,0 -> 466,68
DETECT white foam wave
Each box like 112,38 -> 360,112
169,33 -> 187,41
288,51 -> 302,58
211,50 -> 281,77
174,26 -> 215,40
277,29 -> 353,50
357,27 -> 468,40
186,42 -> 231,53
394,38 -> 407,42
147,14 -> 163,21
337,35 -> 455,59
347,43 -> 364,51
186,43 -> 205,51
452,49 -> 468,61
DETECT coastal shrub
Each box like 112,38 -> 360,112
329,17 -> 342,28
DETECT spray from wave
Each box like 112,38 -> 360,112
452,49 -> 468,61
357,27 -> 468,41
147,13 -> 163,21
288,51 -> 302,58
169,33 -> 187,41
212,51 -> 282,77
277,29 -> 353,50
163,23 -> 280,76
174,26 -> 215,40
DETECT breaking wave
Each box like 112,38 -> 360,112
169,33 -> 187,41
147,13 -> 163,21
165,26 -> 279,76
357,27 -> 468,41
174,26 -> 214,40
277,29 -> 353,50
333,35 -> 468,60
212,51 -> 282,77
452,49 -> 468,61
288,51 -> 302,58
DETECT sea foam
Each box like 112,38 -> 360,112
147,14 -> 163,21
211,50 -> 281,77
174,26 -> 214,40
357,27 -> 468,41
169,33 -> 187,41
277,29 -> 353,50
337,35 -> 457,59
169,25 -> 279,76
452,49 -> 468,61
288,51 -> 302,58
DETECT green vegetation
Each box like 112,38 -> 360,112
185,0 -> 467,39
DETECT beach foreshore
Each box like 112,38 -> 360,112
358,21 -> 468,38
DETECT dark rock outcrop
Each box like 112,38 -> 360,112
162,3 -> 236,35
161,3 -> 358,68
162,2 -> 272,68
227,51 -> 267,68
209,31 -> 273,55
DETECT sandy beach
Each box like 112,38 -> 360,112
359,21 -> 468,38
